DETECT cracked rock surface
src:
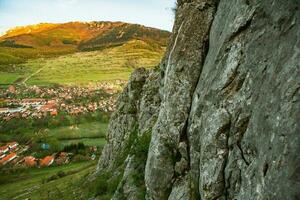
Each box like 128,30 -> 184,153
94,0 -> 300,199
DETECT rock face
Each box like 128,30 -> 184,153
94,0 -> 300,199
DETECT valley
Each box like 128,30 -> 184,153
0,20 -> 170,199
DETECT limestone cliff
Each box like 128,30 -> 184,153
94,0 -> 300,199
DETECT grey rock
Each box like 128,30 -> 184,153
94,0 -> 300,199
145,0 -> 218,199
168,176 -> 190,200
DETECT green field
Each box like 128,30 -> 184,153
0,72 -> 21,84
32,121 -> 108,150
48,122 -> 108,148
0,161 -> 97,200
48,122 -> 107,140
0,39 -> 164,86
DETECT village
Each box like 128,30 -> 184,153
0,82 -> 126,171
0,81 -> 126,121
0,141 -> 98,168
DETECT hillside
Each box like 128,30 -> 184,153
78,23 -> 170,51
0,21 -> 170,85
0,21 -> 170,65
15,40 -> 165,86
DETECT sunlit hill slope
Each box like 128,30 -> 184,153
0,21 -> 171,85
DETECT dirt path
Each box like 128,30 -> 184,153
22,67 -> 45,86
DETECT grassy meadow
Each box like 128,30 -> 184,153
48,122 -> 107,140
0,39 -> 164,86
48,122 -> 108,148
0,161 -> 97,200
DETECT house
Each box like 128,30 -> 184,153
7,142 -> 18,150
55,152 -> 69,165
41,143 -> 50,150
50,109 -> 58,116
0,145 -> 9,154
0,153 -> 17,165
21,98 -> 45,105
0,108 -> 9,113
47,100 -> 57,104
89,146 -> 97,152
40,156 -> 54,167
8,85 -> 16,93
41,103 -> 56,112
23,156 -> 37,167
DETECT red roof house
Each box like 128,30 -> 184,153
40,156 -> 54,167
24,156 -> 37,167
41,103 -> 56,112
55,152 -> 69,165
0,145 -> 9,154
0,153 -> 17,165
50,109 -> 58,116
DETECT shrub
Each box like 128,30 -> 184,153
57,171 -> 67,178
45,174 -> 59,183
72,154 -> 90,162
94,172 -> 110,196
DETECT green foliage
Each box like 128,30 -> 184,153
62,39 -> 77,45
90,171 -> 123,198
130,131 -> 151,160
63,142 -> 85,152
0,111 -> 108,142
0,40 -> 33,48
29,132 -> 61,157
72,154 -> 90,162
129,131 -> 151,197
114,127 -> 138,167
0,53 -> 24,65
0,161 -> 97,200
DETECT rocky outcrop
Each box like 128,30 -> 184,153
94,0 -> 300,199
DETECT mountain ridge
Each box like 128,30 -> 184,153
0,21 -> 171,66
0,21 -> 170,49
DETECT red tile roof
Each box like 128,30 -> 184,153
41,103 -> 56,111
0,153 -> 17,165
59,152 -> 68,157
21,98 -> 45,103
40,156 -> 54,167
0,145 -> 8,152
24,156 -> 36,167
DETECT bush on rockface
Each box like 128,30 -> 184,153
89,170 -> 123,199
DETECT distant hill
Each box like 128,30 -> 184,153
78,23 -> 170,51
0,22 -> 125,48
0,22 -> 171,85
0,21 -> 171,65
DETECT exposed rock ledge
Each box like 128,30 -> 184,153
93,0 -> 300,199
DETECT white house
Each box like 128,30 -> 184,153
7,142 -> 18,150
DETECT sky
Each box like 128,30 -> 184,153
0,0 -> 176,34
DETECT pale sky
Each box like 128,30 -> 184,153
0,0 -> 176,34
